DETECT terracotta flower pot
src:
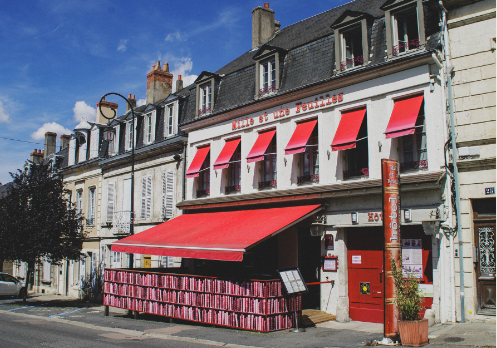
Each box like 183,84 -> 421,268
398,318 -> 428,347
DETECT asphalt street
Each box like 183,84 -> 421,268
0,294 -> 494,348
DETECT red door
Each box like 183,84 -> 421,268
348,228 -> 384,323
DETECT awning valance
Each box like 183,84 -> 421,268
112,204 -> 322,262
213,138 -> 241,170
246,129 -> 276,163
385,95 -> 424,139
284,119 -> 317,155
331,108 -> 367,151
186,145 -> 210,178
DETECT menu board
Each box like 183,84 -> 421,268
402,239 -> 423,279
278,268 -> 308,294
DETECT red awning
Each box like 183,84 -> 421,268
246,129 -> 276,163
331,108 -> 367,151
213,138 -> 241,170
112,204 -> 322,262
186,145 -> 210,178
284,119 -> 318,155
385,95 -> 424,139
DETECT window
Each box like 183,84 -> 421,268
87,187 -> 95,225
89,126 -> 99,159
199,83 -> 212,116
42,259 -> 51,282
144,113 -> 154,144
197,154 -> 210,197
341,25 -> 364,70
103,130 -> 115,156
226,144 -> 241,194
67,191 -> 72,211
76,190 -> 83,215
140,175 -> 152,220
165,105 -> 174,136
392,5 -> 420,55
383,0 -> 426,58
400,102 -> 427,171
111,251 -> 121,268
298,127 -> 319,184
260,59 -> 276,96
161,256 -> 175,268
259,136 -> 277,189
162,170 -> 175,219
343,115 -> 369,179
126,122 -> 133,151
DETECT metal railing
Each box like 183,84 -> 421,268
297,174 -> 319,185
258,180 -> 277,190
225,185 -> 241,194
400,160 -> 428,172
343,167 -> 369,179
196,189 -> 210,197
85,217 -> 95,226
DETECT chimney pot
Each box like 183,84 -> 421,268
128,93 -> 131,98
264,2 -> 269,8
44,132 -> 57,159
164,62 -> 169,72
126,94 -> 137,113
178,75 -> 182,80
132,94 -> 135,99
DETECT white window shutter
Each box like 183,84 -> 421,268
114,125 -> 120,155
168,256 -> 175,268
140,176 -> 147,219
163,170 -> 175,219
106,182 -> 115,223
68,138 -> 76,165
79,133 -> 87,163
152,111 -> 156,142
146,175 -> 152,219
90,127 -> 99,159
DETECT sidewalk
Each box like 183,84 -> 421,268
2,294 -> 496,347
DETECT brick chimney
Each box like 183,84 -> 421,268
30,149 -> 43,164
146,61 -> 173,105
96,97 -> 119,124
44,132 -> 57,159
60,134 -> 71,150
252,3 -> 280,49
126,94 -> 137,113
176,75 -> 183,92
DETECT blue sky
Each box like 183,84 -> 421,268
0,0 -> 349,184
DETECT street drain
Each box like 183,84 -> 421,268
444,337 -> 465,342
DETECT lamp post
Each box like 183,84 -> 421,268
99,93 -> 136,269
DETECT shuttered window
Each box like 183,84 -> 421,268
68,138 -> 76,165
162,170 -> 175,219
90,127 -> 99,158
78,133 -> 87,163
106,182 -> 115,223
140,175 -> 153,220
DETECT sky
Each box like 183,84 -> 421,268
0,0 -> 350,185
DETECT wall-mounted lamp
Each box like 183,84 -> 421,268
310,215 -> 327,236
404,209 -> 411,222
327,149 -> 331,159
284,158 -> 287,166
214,169 -> 218,177
247,164 -> 250,173
378,141 -> 382,152
351,212 -> 358,224
421,219 -> 441,235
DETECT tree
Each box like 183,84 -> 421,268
0,162 -> 86,288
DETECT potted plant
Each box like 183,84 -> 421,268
391,259 -> 428,347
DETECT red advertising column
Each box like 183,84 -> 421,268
382,159 -> 401,339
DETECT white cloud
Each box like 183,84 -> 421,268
31,122 -> 72,140
165,31 -> 187,42
136,98 -> 146,107
0,100 -> 11,123
171,57 -> 198,91
73,101 -> 96,122
117,39 -> 128,52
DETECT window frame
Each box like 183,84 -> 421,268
197,153 -> 210,197
399,101 -> 427,171
383,0 -> 426,58
226,143 -> 242,194
341,110 -> 369,180
125,121 -> 134,151
298,126 -> 319,185
87,187 -> 96,225
253,46 -> 285,99
76,189 -> 83,215
333,17 -> 370,73
259,58 -> 277,97
164,104 -> 174,137
197,81 -> 213,116
259,135 -> 277,189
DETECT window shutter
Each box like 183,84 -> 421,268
163,170 -> 175,219
146,175 -> 152,219
106,182 -> 115,223
140,176 -> 147,219
114,125 -> 120,155
151,111 -> 156,142
168,256 -> 175,268
68,138 -> 76,165
79,133 -> 87,162
90,127 -> 99,158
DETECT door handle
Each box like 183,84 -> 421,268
380,272 -> 383,283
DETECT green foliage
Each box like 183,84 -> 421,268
391,259 -> 424,321
0,162 -> 87,265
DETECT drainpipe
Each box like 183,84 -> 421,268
439,0 -> 465,323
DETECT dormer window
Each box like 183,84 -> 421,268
341,25 -> 364,70
332,10 -> 373,73
126,122 -> 133,151
199,83 -> 212,116
260,58 -> 276,96
144,112 -> 155,145
165,104 -> 174,137
382,0 -> 426,58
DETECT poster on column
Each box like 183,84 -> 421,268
402,239 -> 423,278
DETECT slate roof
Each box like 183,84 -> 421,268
178,0 -> 441,126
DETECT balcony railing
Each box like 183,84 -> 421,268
393,38 -> 420,56
258,180 -> 277,190
198,106 -> 211,116
400,160 -> 428,172
343,168 -> 369,180
297,174 -> 319,185
341,55 -> 363,70
259,84 -> 276,97
196,189 -> 210,197
113,211 -> 131,235
85,217 -> 95,226
225,185 -> 241,194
